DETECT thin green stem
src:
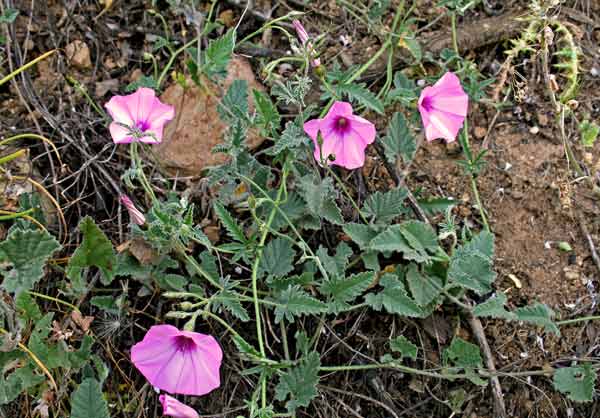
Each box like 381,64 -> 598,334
251,164 -> 289,408
0,149 -> 27,165
0,208 -> 34,221
156,37 -> 199,89
320,363 -> 466,380
451,13 -> 459,56
557,316 -> 600,326
27,291 -> 80,312
470,175 -> 490,232
130,142 -> 157,202
176,245 -> 222,289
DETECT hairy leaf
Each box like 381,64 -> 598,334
365,274 -> 424,317
275,351 -> 320,412
267,121 -> 307,156
259,237 -> 296,278
335,83 -> 384,114
390,335 -> 418,360
443,337 -> 486,386
0,228 -> 60,295
320,272 -> 373,313
253,89 -> 280,135
218,79 -> 248,123
472,293 -> 515,320
343,223 -> 380,249
447,231 -> 495,295
380,112 -> 416,164
213,202 -> 247,243
272,285 -> 327,323
203,28 -> 235,78
370,221 -> 439,263
515,303 -> 560,336
67,217 -> 116,290
553,364 -> 596,403
70,378 -> 110,418
406,264 -> 442,306
363,187 -> 408,223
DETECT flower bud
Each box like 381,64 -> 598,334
120,195 -> 146,225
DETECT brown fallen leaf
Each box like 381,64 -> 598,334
71,311 -> 94,332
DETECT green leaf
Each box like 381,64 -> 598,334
213,288 -> 250,322
370,221 -> 439,263
259,237 -> 296,278
275,351 -> 320,412
320,272 -> 373,313
553,364 -> 597,403
0,8 -> 19,24
70,378 -> 110,418
381,112 -> 416,164
218,79 -> 249,123
298,175 -> 341,224
213,202 -> 247,243
514,303 -> 560,336
232,334 -> 262,359
0,228 -> 60,294
579,119 -> 599,148
125,75 -> 158,92
15,291 -> 42,321
447,231 -> 495,295
363,187 -> 408,223
406,264 -> 441,306
266,121 -> 307,156
335,83 -> 384,114
443,337 -> 486,386
272,285 -> 327,324
472,293 -> 516,320
418,197 -> 456,215
253,89 -> 280,134
67,217 -> 116,290
316,243 -> 352,278
390,335 -> 418,360
365,274 -> 425,317
203,28 -> 235,78
342,223 -> 380,249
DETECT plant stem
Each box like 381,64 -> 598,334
130,142 -> 156,202
451,12 -> 459,56
0,49 -> 56,87
557,315 -> 600,326
27,291 -> 80,312
251,164 -> 289,408
320,363 -> 467,380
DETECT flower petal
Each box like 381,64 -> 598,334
131,325 -> 222,396
159,394 -> 199,418
425,111 -> 465,142
105,96 -> 135,126
325,101 -> 353,119
109,122 -> 134,144
348,115 -> 376,145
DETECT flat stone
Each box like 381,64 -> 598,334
156,57 -> 265,176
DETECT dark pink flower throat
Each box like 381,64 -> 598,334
135,120 -> 150,132
334,116 -> 351,135
174,335 -> 196,352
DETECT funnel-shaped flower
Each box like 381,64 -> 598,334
105,87 -> 175,144
418,72 -> 469,143
120,195 -> 146,225
159,394 -> 199,418
303,101 -> 376,169
292,19 -> 321,68
131,325 -> 223,396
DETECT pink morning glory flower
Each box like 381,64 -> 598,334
131,325 -> 223,396
292,19 -> 321,68
418,72 -> 469,143
104,87 -> 175,144
303,101 -> 376,169
159,394 -> 199,418
120,195 -> 146,225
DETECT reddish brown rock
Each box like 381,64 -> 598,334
156,57 -> 265,176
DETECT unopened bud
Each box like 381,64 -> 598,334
179,302 -> 194,311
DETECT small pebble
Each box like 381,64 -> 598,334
529,126 -> 540,134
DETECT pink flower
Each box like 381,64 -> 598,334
303,101 -> 376,169
418,72 -> 469,143
104,87 -> 175,144
292,19 -> 321,68
159,394 -> 199,418
120,195 -> 146,225
131,325 -> 222,396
